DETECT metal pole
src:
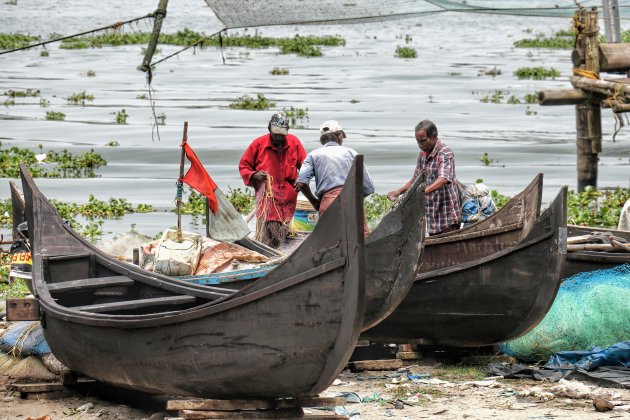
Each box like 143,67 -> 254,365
602,0 -> 621,43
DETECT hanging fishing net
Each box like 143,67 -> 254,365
501,264 -> 630,362
204,0 -> 630,29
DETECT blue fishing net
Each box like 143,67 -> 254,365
501,264 -> 630,362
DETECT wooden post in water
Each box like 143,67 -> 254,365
574,8 -> 601,191
176,121 -> 188,242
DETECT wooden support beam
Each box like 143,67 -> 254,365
574,8 -> 601,191
538,89 -> 590,106
571,76 -> 630,97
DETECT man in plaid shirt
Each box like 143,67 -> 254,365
387,120 -> 461,235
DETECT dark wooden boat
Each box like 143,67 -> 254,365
202,174 -> 427,331
10,180 -> 26,240
563,225 -> 630,278
363,178 -> 567,347
19,158 -> 366,399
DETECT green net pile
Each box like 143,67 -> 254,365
501,264 -> 630,362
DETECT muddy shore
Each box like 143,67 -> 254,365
3,361 -> 629,420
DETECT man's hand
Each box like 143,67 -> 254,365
387,190 -> 399,202
294,181 -> 307,193
252,171 -> 269,182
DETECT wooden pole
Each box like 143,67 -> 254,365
602,0 -> 621,43
538,89 -> 589,105
574,8 -> 601,191
139,0 -> 168,75
177,121 -> 188,241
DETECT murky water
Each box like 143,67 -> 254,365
1,0 -> 629,237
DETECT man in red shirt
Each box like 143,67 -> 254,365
239,112 -> 307,248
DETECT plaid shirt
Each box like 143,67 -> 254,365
414,140 -> 461,234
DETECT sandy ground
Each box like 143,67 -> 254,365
2,362 -> 629,420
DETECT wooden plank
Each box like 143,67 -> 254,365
168,397 -> 344,411
47,275 -> 134,293
181,408 -> 303,419
396,351 -> 424,360
73,295 -> 196,313
5,298 -> 40,321
349,359 -> 403,372
9,382 -> 67,393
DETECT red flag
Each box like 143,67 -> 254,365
180,141 -> 218,215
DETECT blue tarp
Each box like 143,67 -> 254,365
0,321 -> 50,357
545,341 -> 630,371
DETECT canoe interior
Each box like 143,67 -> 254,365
563,225 -> 630,277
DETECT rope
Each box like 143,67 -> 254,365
149,29 -> 224,67
9,322 -> 39,358
572,68 -> 599,80
0,13 -> 156,56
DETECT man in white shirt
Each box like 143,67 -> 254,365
295,120 -> 374,236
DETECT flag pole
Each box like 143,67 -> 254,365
176,121 -> 188,242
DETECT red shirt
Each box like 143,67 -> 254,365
239,133 -> 306,222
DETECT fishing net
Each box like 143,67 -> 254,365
501,264 -> 630,362
254,176 -> 294,248
204,0 -> 630,29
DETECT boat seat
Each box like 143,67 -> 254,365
47,276 -> 134,294
72,295 -> 197,313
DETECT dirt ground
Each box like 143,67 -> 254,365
2,362 -> 629,420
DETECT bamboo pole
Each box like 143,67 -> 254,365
538,89 -> 590,105
571,76 -> 630,97
602,0 -> 621,43
176,121 -> 188,242
574,8 -> 601,191
139,0 -> 168,76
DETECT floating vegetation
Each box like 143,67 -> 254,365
40,50 -> 49,57
491,190 -> 511,210
507,95 -> 521,104
270,67 -> 289,75
480,152 -> 493,166
0,277 -> 30,300
514,67 -> 560,80
3,99 -> 15,107
3,89 -> 40,98
115,109 -> 129,124
0,197 -> 11,226
136,93 -> 148,100
228,187 -> 255,214
86,70 -> 96,77
66,91 -> 94,105
479,89 -> 505,104
365,193 -> 394,229
0,33 -> 39,49
156,112 -> 166,125
525,106 -> 538,116
283,106 -> 309,129
229,93 -> 275,110
39,97 -> 50,108
478,67 -> 501,77
514,28 -> 574,49
105,140 -> 119,147
524,93 -> 538,104
55,29 -> 344,57
45,111 -> 65,121
568,187 -> 630,227
0,144 -> 107,178
394,46 -> 417,58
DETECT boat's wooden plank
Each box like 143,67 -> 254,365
73,295 -> 197,313
168,397 -> 343,411
349,359 -> 403,372
47,276 -> 134,293
180,408 -> 303,419
45,253 -> 91,262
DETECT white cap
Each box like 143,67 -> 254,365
320,120 -> 346,138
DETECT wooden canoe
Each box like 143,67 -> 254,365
9,180 -> 26,241
563,225 -> 630,278
363,176 -> 568,347
202,173 -> 427,331
19,157 -> 366,399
